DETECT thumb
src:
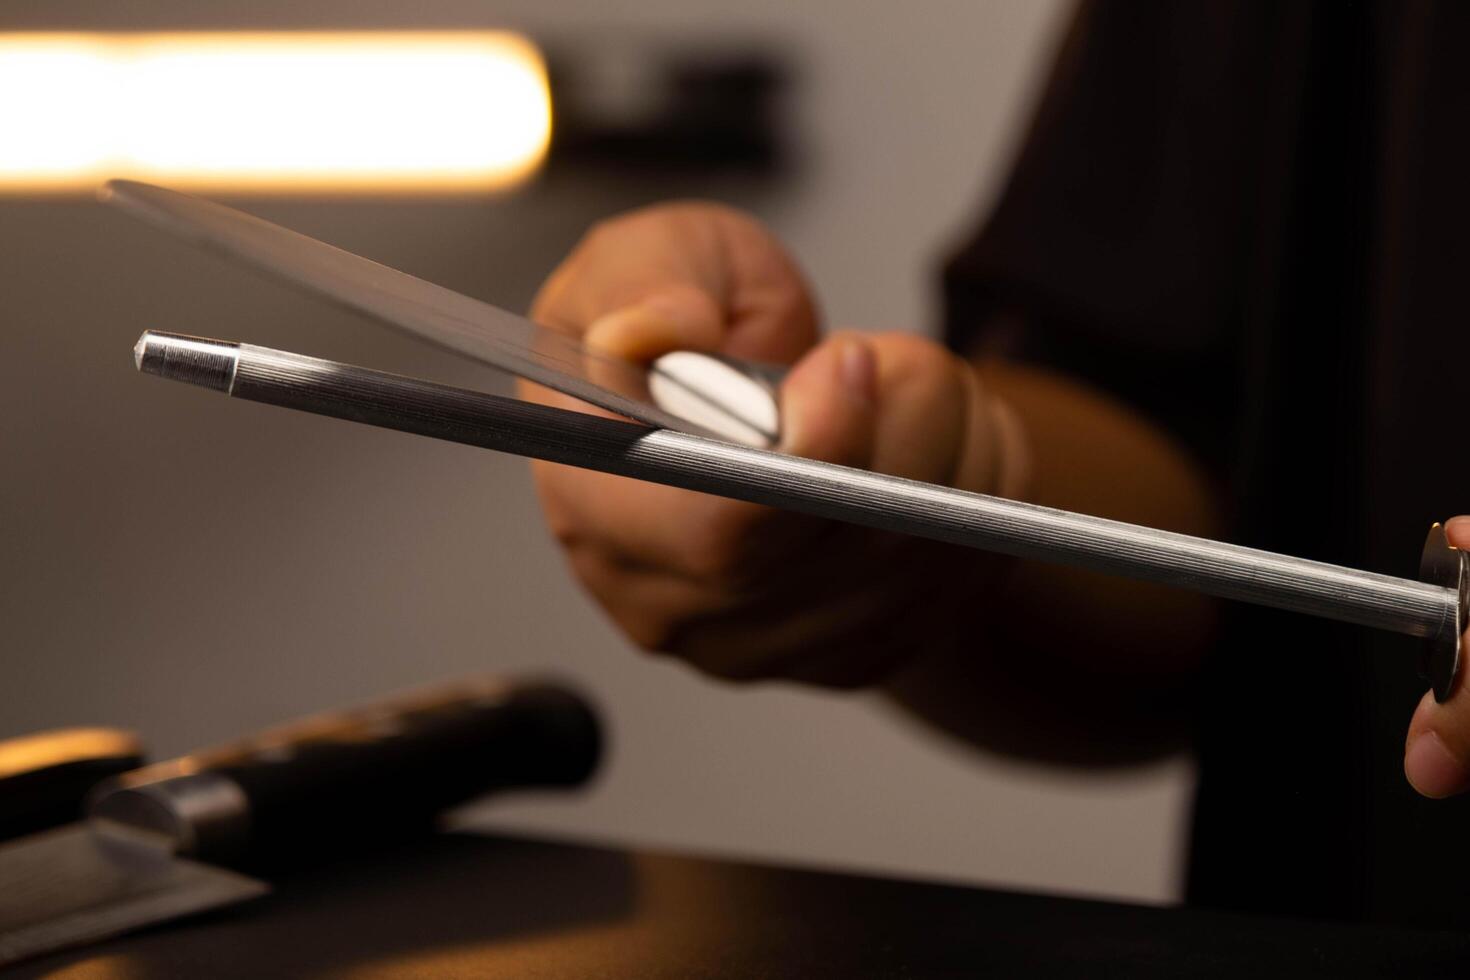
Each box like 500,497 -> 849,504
778,334 -> 878,469
584,283 -> 725,363
1404,687 -> 1470,799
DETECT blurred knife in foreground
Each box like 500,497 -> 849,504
0,677 -> 600,966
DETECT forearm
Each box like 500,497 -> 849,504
883,356 -> 1222,765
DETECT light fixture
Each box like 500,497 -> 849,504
0,32 -> 552,193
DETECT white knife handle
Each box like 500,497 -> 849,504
650,351 -> 783,448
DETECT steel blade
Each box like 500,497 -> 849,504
0,823 -> 268,966
100,179 -> 775,445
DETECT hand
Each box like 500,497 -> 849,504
520,202 -> 1028,686
1405,516 -> 1470,797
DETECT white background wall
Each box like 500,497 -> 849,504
0,0 -> 1195,902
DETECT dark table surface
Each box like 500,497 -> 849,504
11,829 -> 1470,978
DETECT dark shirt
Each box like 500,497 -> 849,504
944,0 -> 1470,926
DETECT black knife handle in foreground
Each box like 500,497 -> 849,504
87,677 -> 600,871
0,729 -> 145,843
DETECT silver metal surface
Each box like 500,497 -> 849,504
1418,523 -> 1467,701
104,179 -> 781,447
0,823 -> 267,966
133,331 -> 237,392
135,332 -> 1463,692
90,770 -> 252,861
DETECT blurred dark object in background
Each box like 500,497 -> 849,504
547,43 -> 792,176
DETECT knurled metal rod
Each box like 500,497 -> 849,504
134,331 -> 1457,647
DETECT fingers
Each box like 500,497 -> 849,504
564,497 -> 964,687
520,201 -> 1005,688
1404,516 -> 1470,798
531,333 -> 886,589
579,285 -> 725,398
779,330 -> 989,488
535,331 -> 990,589
521,203 -> 820,434
535,332 -> 987,620
584,284 -> 725,361
779,333 -> 879,467
1443,514 -> 1470,552
527,201 -> 820,366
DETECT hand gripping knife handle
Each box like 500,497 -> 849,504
85,678 -> 601,872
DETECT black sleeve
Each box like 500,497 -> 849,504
942,0 -> 1300,478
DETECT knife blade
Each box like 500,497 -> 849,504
0,676 -> 601,966
0,823 -> 267,966
100,179 -> 783,448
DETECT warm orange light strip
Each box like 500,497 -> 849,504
0,32 -> 552,194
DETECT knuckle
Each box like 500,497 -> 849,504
586,202 -> 710,244
582,212 -> 630,246
659,198 -> 750,227
680,506 -> 772,587
529,263 -> 574,324
568,211 -> 644,265
561,550 -> 674,654
545,514 -> 582,551
874,331 -> 957,378
873,332 -> 969,412
618,613 -> 678,655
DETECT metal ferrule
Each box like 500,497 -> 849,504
134,331 -> 239,393
88,769 -> 250,861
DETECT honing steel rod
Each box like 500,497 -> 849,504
133,331 -> 1466,697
